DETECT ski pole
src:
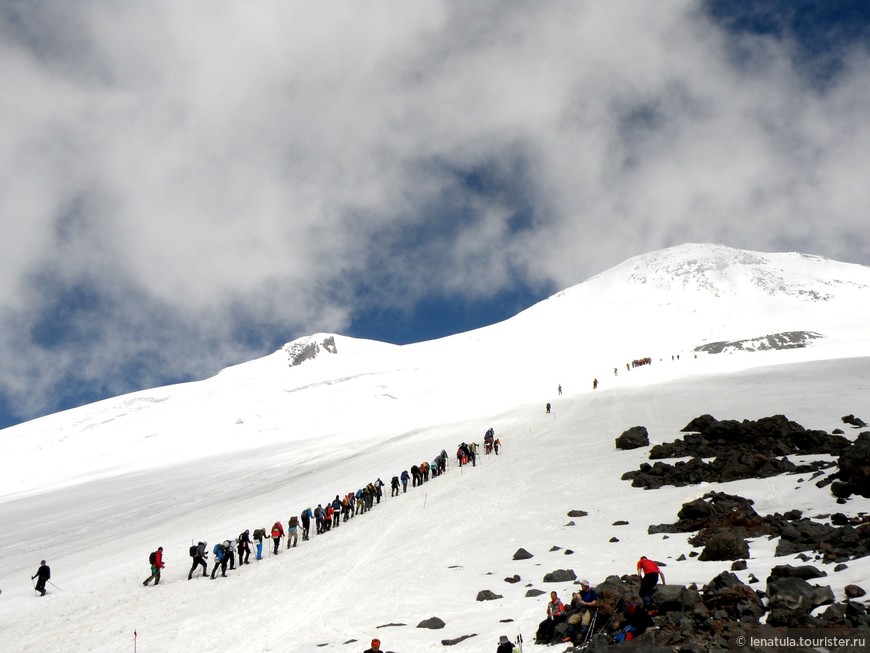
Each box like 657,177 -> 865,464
47,580 -> 62,591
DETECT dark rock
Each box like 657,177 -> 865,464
476,590 -> 503,601
731,560 -> 747,571
567,510 -> 588,518
549,546 -> 562,552
504,575 -> 521,584
417,616 -> 446,629
631,415 -> 847,488
842,414 -> 867,428
615,425 -> 650,450
845,584 -> 866,598
767,576 -> 835,626
526,589 -> 546,597
834,563 -> 848,572
698,531 -> 749,561
564,549 -> 574,555
613,520 -> 629,526
768,565 -> 827,581
610,537 -> 620,543
543,569 -> 576,583
441,634 -> 476,646
512,548 -> 534,560
834,432 -> 870,498
702,572 -> 765,621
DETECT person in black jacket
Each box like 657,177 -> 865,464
32,560 -> 50,596
238,530 -> 251,564
188,541 -> 208,579
496,634 -> 514,652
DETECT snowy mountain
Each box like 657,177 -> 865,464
1,243 -> 868,652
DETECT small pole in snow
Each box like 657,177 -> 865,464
134,629 -> 137,653
423,493 -> 428,508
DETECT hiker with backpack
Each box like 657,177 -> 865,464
225,539 -> 237,570
271,521 -> 284,554
314,504 -> 325,533
331,496 -> 342,528
143,547 -> 164,586
287,515 -> 299,548
238,530 -> 251,565
252,528 -> 266,560
188,541 -> 208,579
374,478 -> 384,502
400,470 -> 410,493
300,508 -> 312,541
32,560 -> 51,596
211,542 -> 228,578
391,475 -> 400,497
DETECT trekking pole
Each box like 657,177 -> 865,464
47,580 -> 62,591
134,629 -> 137,653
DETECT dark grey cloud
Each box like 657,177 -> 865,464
2,0 -> 869,425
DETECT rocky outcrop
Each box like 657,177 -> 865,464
649,491 -> 870,562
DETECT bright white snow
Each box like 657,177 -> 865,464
0,244 -> 868,653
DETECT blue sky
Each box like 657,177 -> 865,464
2,0 -> 870,430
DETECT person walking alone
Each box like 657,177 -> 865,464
32,560 -> 51,596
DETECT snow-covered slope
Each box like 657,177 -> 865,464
0,243 -> 868,652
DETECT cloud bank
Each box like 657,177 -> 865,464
2,0 -> 870,424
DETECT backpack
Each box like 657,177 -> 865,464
149,551 -> 156,565
213,543 -> 222,555
189,544 -> 198,557
289,516 -> 299,527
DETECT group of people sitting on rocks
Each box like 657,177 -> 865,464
534,556 -> 664,647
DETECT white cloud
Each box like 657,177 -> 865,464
2,0 -> 869,422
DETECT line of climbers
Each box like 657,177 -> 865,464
142,433 -> 502,587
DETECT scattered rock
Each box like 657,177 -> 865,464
768,565 -> 827,581
845,584 -> 866,598
417,616 -> 446,629
476,590 -> 503,601
543,569 -> 576,583
842,414 -> 867,428
612,520 -> 629,526
525,589 -> 546,597
567,510 -> 588,518
615,425 -> 650,450
731,560 -> 747,571
610,537 -> 620,543
441,634 -> 476,646
512,548 -> 534,560
766,576 -> 835,626
698,531 -> 749,561
504,575 -> 521,584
